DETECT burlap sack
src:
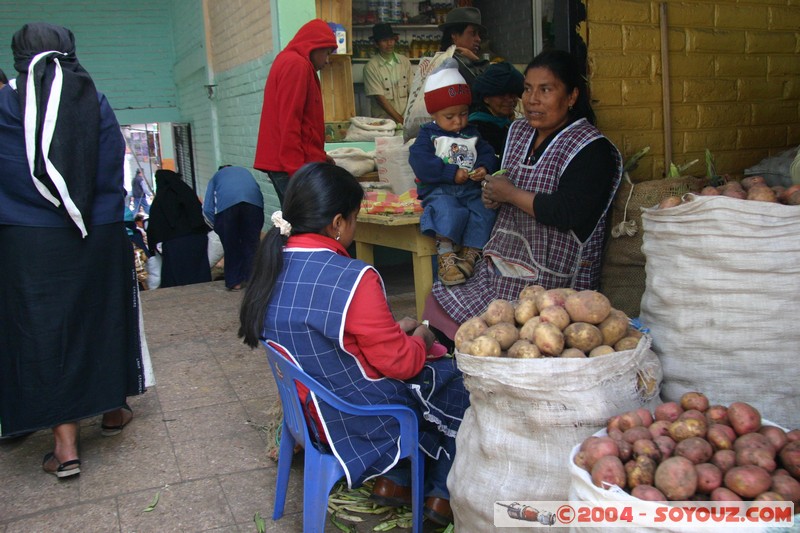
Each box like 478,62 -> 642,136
601,175 -> 707,317
640,195 -> 800,429
449,336 -> 662,533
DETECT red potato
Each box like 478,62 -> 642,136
710,487 -> 742,502
675,437 -> 714,464
733,432 -> 774,454
649,420 -> 672,439
679,392 -> 709,412
787,190 -> 800,205
626,455 -> 657,488
771,472 -> 800,505
770,474 -> 800,504
607,428 -> 624,442
787,429 -> 800,442
724,465 -> 772,498
592,455 -> 627,489
655,402 -> 684,423
736,447 -> 777,472
654,436 -> 677,460
778,184 -> 800,204
695,463 -> 723,494
700,186 -> 720,196
721,187 -> 746,199
747,185 -> 777,202
631,484 -> 667,502
538,305 -> 571,330
727,402 -> 761,435
623,426 -> 653,445
740,175 -> 766,190
564,290 -> 612,324
616,439 -> 633,462
779,440 -> 800,478
759,426 -> 789,454
633,439 -> 662,462
705,405 -> 729,426
679,409 -> 707,424
707,423 -> 737,451
636,408 -> 654,428
654,456 -> 698,500
573,451 -> 589,471
711,449 -> 737,474
753,491 -> 787,502
607,416 -> 621,433
582,436 -> 620,470
669,417 -> 708,441
618,411 -> 644,432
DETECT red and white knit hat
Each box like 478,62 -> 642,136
424,58 -> 472,114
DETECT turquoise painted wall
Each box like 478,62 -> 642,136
0,0 -> 179,125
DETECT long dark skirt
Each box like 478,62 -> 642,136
0,223 -> 144,437
160,232 -> 211,288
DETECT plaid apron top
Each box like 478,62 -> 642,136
264,247 -> 468,487
433,118 -> 623,323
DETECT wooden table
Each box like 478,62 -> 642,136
355,212 -> 436,320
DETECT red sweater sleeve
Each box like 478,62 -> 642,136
274,59 -> 312,176
343,268 -> 427,380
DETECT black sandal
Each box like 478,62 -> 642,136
101,403 -> 133,437
42,452 -> 81,478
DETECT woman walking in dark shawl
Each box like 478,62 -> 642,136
146,169 -> 211,287
0,22 -> 145,476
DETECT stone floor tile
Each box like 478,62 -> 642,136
4,499 -> 120,533
117,478 -> 235,533
172,429 -> 271,481
163,401 -> 253,443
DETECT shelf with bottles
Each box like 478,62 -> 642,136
352,31 -> 441,61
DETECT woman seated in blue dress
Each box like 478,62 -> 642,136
238,163 -> 468,525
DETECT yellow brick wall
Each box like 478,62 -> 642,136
584,0 -> 800,181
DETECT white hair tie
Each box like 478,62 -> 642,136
271,211 -> 292,236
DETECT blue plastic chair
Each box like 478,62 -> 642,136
262,340 -> 424,533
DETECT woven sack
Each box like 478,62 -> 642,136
344,116 -> 397,141
601,174 -> 707,317
449,336 -> 662,533
402,46 -> 455,141
327,147 -> 376,177
640,195 -> 800,429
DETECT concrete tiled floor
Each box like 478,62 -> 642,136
0,265 -> 438,532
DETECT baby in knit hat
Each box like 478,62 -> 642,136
409,58 -> 499,286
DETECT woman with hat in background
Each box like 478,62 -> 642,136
363,22 -> 412,123
468,62 -> 526,157
438,6 -> 490,89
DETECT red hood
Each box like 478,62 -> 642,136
284,19 -> 337,59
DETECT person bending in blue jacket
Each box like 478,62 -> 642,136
203,166 -> 265,291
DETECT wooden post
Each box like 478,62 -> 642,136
660,2 -> 673,173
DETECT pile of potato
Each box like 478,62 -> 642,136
658,176 -> 800,208
573,392 -> 800,506
455,287 -> 644,358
